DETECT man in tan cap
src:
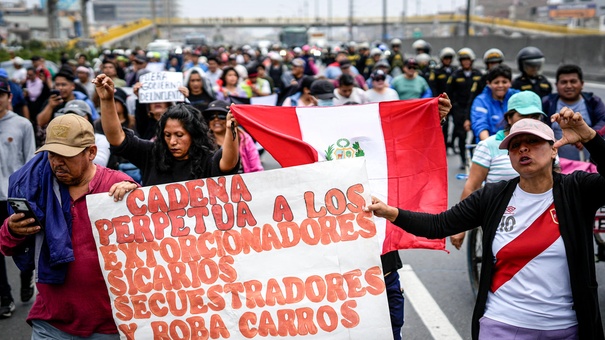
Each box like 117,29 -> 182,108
0,114 -> 138,338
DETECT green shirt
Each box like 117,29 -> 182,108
391,75 -> 429,100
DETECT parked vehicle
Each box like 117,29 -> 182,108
0,59 -> 59,78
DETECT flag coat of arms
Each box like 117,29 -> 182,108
231,98 -> 448,253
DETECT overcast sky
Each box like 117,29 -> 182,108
22,0 -> 562,17
178,0 -> 468,18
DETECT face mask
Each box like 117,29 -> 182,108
317,99 -> 334,107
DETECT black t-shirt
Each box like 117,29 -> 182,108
380,250 -> 402,274
111,128 -> 238,186
188,92 -> 214,112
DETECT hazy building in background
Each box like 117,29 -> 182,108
476,0 -> 549,20
92,0 -> 181,25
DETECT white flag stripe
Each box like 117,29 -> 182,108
296,103 -> 389,244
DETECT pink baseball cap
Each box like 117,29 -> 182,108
499,119 -> 556,150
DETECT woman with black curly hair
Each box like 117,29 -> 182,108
93,74 -> 239,186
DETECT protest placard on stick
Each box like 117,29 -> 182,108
87,158 -> 392,339
138,72 -> 185,103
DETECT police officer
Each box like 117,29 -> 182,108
446,48 -> 482,169
388,38 -> 405,78
469,48 -> 505,104
435,47 -> 458,149
363,48 -> 383,80
411,39 -> 431,55
434,47 -> 457,95
346,42 -> 361,69
416,53 -> 436,95
356,42 -> 370,75
512,46 -> 552,98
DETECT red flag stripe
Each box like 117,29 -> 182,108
231,105 -> 319,167
491,203 -> 560,293
379,100 -> 448,252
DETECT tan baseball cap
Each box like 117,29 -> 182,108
36,114 -> 95,157
499,118 -> 555,150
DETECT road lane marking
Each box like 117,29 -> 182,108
399,264 -> 463,340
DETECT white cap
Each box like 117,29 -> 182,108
12,57 -> 24,65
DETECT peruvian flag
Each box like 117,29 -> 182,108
231,97 -> 448,253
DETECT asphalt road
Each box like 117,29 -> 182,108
2,80 -> 605,339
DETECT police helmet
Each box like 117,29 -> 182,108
516,46 -> 545,74
483,48 -> 504,64
370,48 -> 383,57
439,47 -> 456,60
391,38 -> 402,46
412,39 -> 431,54
415,53 -> 431,65
457,48 -> 476,61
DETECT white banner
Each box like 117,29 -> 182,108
138,72 -> 184,103
86,158 -> 392,339
250,93 -> 278,106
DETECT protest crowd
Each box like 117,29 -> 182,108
0,36 -> 605,339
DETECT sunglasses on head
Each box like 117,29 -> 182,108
204,112 -> 227,121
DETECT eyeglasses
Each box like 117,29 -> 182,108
373,77 -> 386,82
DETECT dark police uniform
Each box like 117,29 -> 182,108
512,74 -> 552,99
447,67 -> 483,167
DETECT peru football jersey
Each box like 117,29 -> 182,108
483,185 -> 578,330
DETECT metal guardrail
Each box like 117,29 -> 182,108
67,18 -> 155,49
154,14 -> 603,35
469,15 -> 603,35
65,14 -> 603,49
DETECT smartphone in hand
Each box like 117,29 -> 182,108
7,198 -> 43,228
50,89 -> 60,97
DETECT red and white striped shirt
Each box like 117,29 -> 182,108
484,185 -> 577,330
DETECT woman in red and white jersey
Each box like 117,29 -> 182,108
366,107 -> 605,340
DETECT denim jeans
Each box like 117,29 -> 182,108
31,320 -> 120,340
385,271 -> 405,340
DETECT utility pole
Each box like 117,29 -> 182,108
80,0 -> 89,38
465,0 -> 471,42
47,0 -> 59,39
402,0 -> 407,38
151,0 -> 158,39
382,0 -> 387,41
165,0 -> 172,40
349,0 -> 354,42
328,0 -> 332,42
